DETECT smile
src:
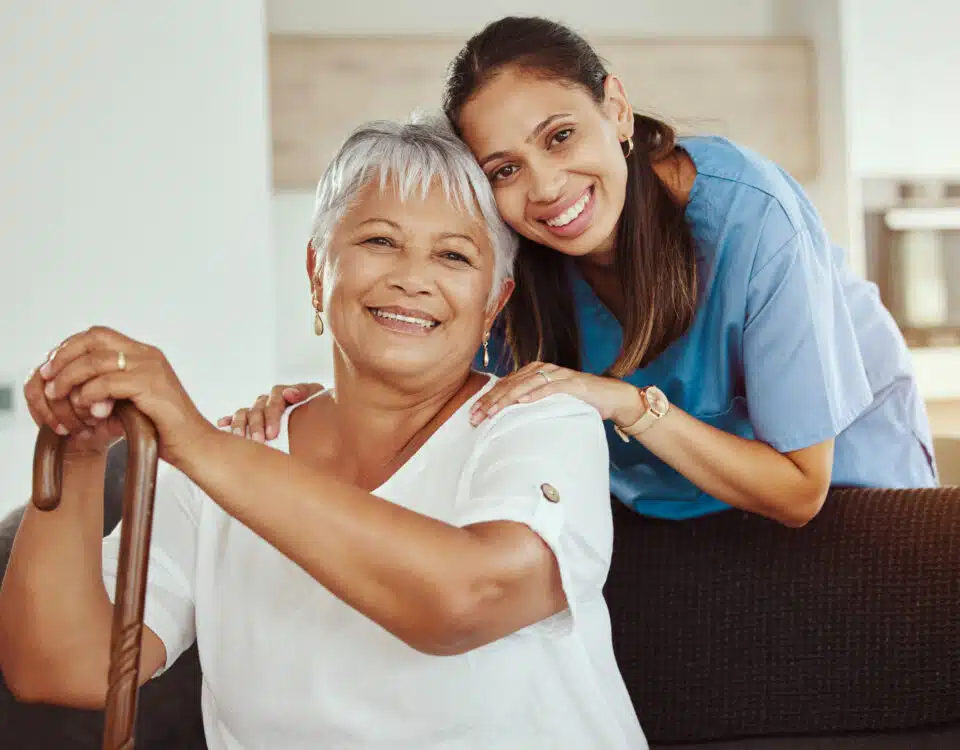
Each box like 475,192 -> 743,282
538,186 -> 596,239
546,190 -> 591,227
368,307 -> 440,334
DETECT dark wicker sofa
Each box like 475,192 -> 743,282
1,444 -> 958,749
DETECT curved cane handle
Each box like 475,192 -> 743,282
32,401 -> 160,750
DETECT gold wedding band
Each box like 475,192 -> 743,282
536,369 -> 551,384
116,351 -> 127,371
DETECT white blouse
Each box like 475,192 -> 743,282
102,378 -> 647,749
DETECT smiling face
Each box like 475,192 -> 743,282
314,177 -> 512,384
458,68 -> 634,262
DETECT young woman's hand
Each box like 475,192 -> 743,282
216,382 -> 325,442
31,326 -> 215,467
470,361 -> 645,429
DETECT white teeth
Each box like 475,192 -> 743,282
372,309 -> 437,328
545,192 -> 590,227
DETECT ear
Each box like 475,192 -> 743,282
484,278 -> 515,331
601,74 -> 634,139
306,240 -> 324,311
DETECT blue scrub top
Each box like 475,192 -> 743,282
481,136 -> 938,519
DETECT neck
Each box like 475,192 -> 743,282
328,354 -> 478,462
580,147 -> 697,271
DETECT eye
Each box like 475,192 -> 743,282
439,250 -> 472,265
550,128 -> 574,146
363,236 -> 395,248
490,164 -> 519,183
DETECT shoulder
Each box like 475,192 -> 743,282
680,135 -> 822,270
474,390 -> 607,459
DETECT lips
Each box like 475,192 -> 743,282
535,186 -> 597,240
538,187 -> 592,227
368,306 -> 440,334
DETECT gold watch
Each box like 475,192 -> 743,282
614,385 -> 670,442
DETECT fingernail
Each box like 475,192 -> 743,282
518,395 -> 530,403
252,431 -> 264,443
79,429 -> 93,440
469,412 -> 483,426
39,362 -> 52,378
232,427 -> 243,435
55,424 -> 69,436
91,402 -> 110,418
266,426 -> 277,439
488,404 -> 500,415
44,382 -> 56,398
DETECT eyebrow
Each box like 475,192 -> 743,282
355,219 -> 479,248
477,112 -> 572,168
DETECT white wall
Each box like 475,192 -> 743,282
843,0 -> 960,178
268,0 -> 788,36
0,1 -> 276,515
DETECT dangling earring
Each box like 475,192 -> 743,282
482,331 -> 490,368
313,310 -> 324,336
621,136 -> 634,158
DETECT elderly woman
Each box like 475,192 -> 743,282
0,117 -> 646,749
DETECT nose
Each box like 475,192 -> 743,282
386,252 -> 434,297
527,161 -> 567,204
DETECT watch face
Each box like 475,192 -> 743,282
646,386 -> 669,416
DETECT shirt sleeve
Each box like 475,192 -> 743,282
451,394 -> 612,635
743,224 -> 873,453
102,461 -> 201,675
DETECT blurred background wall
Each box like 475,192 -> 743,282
1,0 -> 957,512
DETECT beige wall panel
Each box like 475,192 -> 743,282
269,36 -> 817,190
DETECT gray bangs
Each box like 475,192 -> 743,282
309,112 -> 517,305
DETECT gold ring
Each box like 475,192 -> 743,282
536,369 -> 550,384
117,351 -> 127,371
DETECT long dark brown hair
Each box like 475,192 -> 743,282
443,17 -> 698,378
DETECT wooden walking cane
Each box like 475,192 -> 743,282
32,400 -> 160,750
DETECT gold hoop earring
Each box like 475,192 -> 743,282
313,310 -> 324,336
482,332 -> 490,368
621,136 -> 634,159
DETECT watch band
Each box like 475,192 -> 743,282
614,387 -> 667,442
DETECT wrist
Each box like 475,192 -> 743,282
168,420 -> 223,472
612,383 -> 647,429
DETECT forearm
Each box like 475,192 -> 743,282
637,406 -> 829,526
0,455 -> 114,700
177,431 -> 504,654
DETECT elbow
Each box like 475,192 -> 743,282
775,484 -> 829,528
404,586 -> 495,657
0,635 -> 106,709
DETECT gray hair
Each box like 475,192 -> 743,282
309,112 -> 517,306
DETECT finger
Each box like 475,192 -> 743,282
43,349 -> 128,402
229,408 -> 250,436
473,366 -> 566,422
515,381 -> 572,405
24,371 -> 66,434
472,363 -> 544,414
69,372 -> 139,410
246,395 -> 270,442
40,326 -> 137,380
265,383 -> 320,440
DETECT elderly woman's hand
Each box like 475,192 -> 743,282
31,326 -> 215,466
469,361 -> 645,430
216,382 -> 325,442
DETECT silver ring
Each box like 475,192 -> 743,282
536,368 -> 551,384
116,351 -> 127,371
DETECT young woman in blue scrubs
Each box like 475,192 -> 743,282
224,17 -> 938,526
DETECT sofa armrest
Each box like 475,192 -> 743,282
605,486 -> 960,745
